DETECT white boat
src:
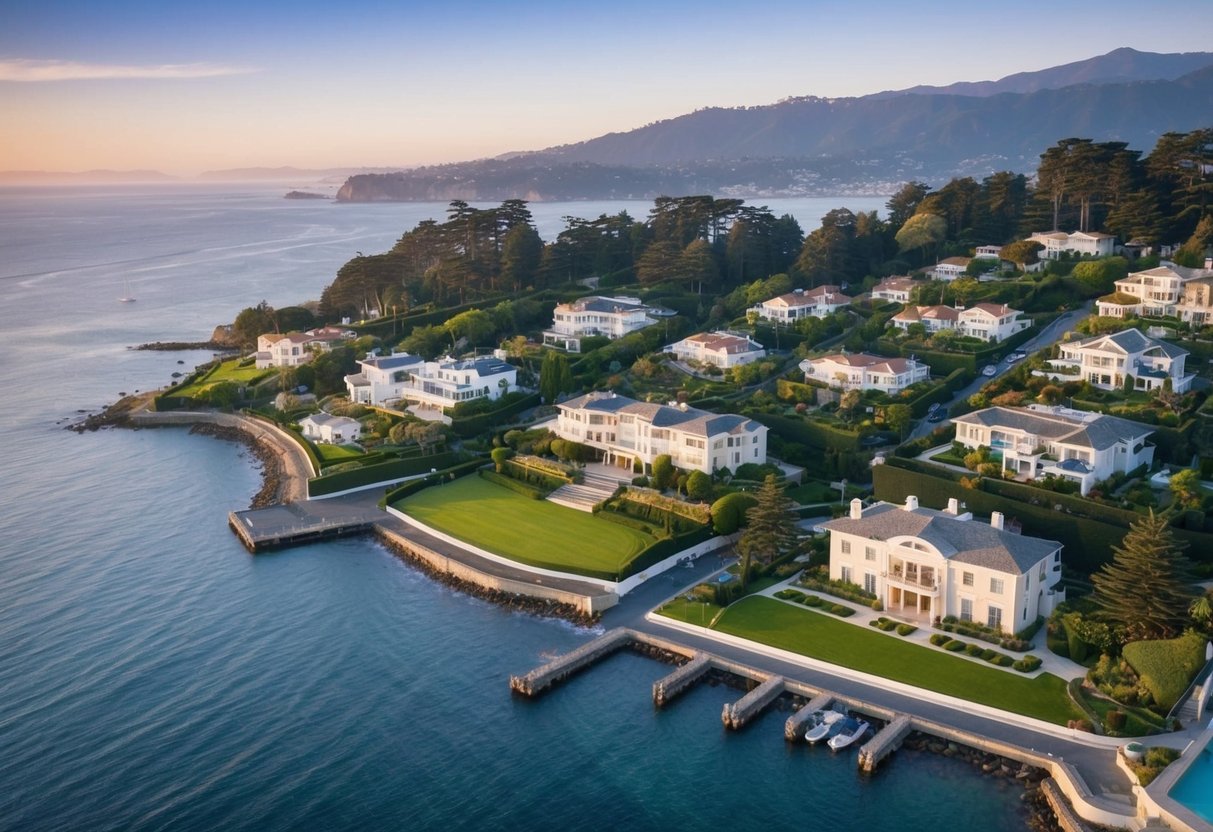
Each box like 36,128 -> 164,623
118,276 -> 135,303
804,710 -> 846,744
828,719 -> 870,751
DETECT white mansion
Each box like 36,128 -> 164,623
749,286 -> 851,322
663,331 -> 765,369
822,496 -> 1065,633
553,391 -> 767,474
345,353 -> 517,410
542,295 -> 663,352
800,352 -> 931,394
1042,329 -> 1192,394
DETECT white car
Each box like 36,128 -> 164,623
1005,352 -> 1026,363
982,364 -> 997,376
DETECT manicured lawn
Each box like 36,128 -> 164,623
394,475 -> 655,578
175,359 -> 273,398
661,595 -> 1081,726
314,443 -> 365,464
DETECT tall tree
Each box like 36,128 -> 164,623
1090,511 -> 1197,641
736,474 -> 798,590
885,182 -> 931,230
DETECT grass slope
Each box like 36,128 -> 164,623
395,475 -> 654,577
673,595 -> 1080,726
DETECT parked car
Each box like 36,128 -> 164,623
1005,352 -> 1026,363
982,364 -> 997,376
927,402 -> 941,414
927,410 -> 947,423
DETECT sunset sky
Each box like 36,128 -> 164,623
4,0 -> 1213,175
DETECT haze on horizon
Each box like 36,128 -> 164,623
4,0 -> 1213,176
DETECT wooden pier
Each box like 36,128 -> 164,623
228,502 -> 379,553
722,675 -> 785,730
652,653 -> 712,707
857,714 -> 912,772
509,628 -> 633,697
785,693 -> 833,740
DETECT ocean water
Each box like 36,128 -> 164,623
0,185 -> 1033,831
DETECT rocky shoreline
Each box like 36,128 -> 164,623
132,340 -> 235,351
375,531 -> 601,628
186,423 -> 286,509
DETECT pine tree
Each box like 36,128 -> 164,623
1090,511 -> 1196,641
736,474 -> 799,591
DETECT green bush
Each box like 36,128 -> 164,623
310,451 -> 461,497
944,639 -> 967,652
774,589 -> 807,602
710,492 -> 758,534
827,603 -> 855,617
964,643 -> 985,657
1122,631 -> 1207,711
380,458 -> 484,506
929,633 -> 951,647
803,594 -> 824,607
1013,655 -> 1043,673
896,624 -> 917,636
991,654 -> 1014,667
595,510 -> 657,533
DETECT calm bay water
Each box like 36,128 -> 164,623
0,185 -> 1033,831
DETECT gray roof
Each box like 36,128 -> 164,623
560,391 -> 761,438
443,356 -> 513,375
953,406 -> 1152,451
1068,328 -> 1188,360
563,295 -> 650,314
361,353 -> 423,370
821,502 -> 1060,574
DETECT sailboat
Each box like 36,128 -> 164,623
118,277 -> 136,303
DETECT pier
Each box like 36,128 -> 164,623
857,714 -> 912,772
652,653 -> 712,707
228,500 -> 379,552
722,675 -> 785,730
785,693 -> 834,740
509,628 -> 633,697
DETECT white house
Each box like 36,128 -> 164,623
870,276 -> 917,304
1043,329 -> 1192,393
1096,264 -> 1213,320
299,412 -> 363,445
1178,276 -> 1213,326
345,353 -> 518,410
822,495 -> 1065,632
800,352 -> 931,394
553,391 -> 767,474
957,303 -> 1031,342
974,245 -> 1002,260
254,333 -> 320,369
664,331 -> 765,369
931,257 -> 971,281
952,405 -> 1155,496
542,295 -> 661,352
749,285 -> 851,322
892,305 -> 961,333
1028,230 -> 1116,260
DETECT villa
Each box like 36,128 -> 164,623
974,245 -> 1002,260
951,405 -> 1155,495
254,333 -> 321,369
800,352 -> 930,394
749,285 -> 851,323
345,352 -> 517,410
822,495 -> 1065,632
553,391 -> 767,474
542,295 -> 662,352
957,303 -> 1031,342
299,412 -> 362,445
1042,329 -> 1192,393
1028,230 -> 1116,260
663,331 -> 765,369
870,276 -> 916,303
931,257 -> 971,281
892,305 -> 961,333
1095,264 -> 1213,321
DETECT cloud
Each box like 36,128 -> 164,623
0,59 -> 258,82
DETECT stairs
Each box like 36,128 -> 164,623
547,470 -> 626,512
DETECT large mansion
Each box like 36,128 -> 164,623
664,331 -> 765,369
1095,264 -> 1213,323
1028,230 -> 1116,260
1042,329 -> 1191,393
800,352 -> 931,394
750,286 -> 851,323
345,353 -> 517,410
553,391 -> 767,474
542,295 -> 663,352
892,303 -> 1029,343
823,496 -> 1064,633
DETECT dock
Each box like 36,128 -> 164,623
652,653 -> 712,707
857,714 -> 912,772
785,693 -> 833,740
722,675 -> 785,730
228,501 -> 379,552
509,628 -> 632,697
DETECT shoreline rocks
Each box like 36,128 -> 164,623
131,340 -> 235,352
186,423 -> 285,508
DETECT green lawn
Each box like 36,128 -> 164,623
314,443 -> 365,464
661,595 -> 1080,726
175,359 -> 273,398
394,475 -> 656,578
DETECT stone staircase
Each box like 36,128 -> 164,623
547,470 -> 625,512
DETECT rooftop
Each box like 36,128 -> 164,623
559,391 -> 761,438
953,405 -> 1153,451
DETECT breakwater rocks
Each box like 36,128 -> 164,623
903,733 -> 1060,832
375,532 -> 600,628
187,423 -> 284,509
67,393 -> 152,432
132,340 -> 234,352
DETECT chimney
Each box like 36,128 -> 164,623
904,495 -> 919,512
946,498 -> 959,515
850,498 -> 863,520
991,511 -> 1004,530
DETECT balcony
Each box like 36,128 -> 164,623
886,566 -> 940,595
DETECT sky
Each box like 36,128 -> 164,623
3,0 -> 1213,175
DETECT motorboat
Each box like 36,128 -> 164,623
804,710 -> 847,744
828,718 -> 870,751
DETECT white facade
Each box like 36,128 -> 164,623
823,496 -> 1064,633
254,333 -> 319,369
554,391 -> 767,474
974,245 -> 1002,260
299,413 -> 363,445
542,295 -> 658,352
1043,329 -> 1192,393
952,405 -> 1155,496
664,331 -> 765,369
345,353 -> 517,410
892,305 -> 960,333
1028,230 -> 1116,260
931,257 -> 970,281
957,303 -> 1031,342
870,277 -> 916,303
800,352 -> 931,394
750,286 -> 851,322
1095,264 -> 1213,321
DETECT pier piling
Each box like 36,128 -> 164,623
784,693 -> 833,741
857,714 -> 912,772
721,675 -> 784,730
652,653 -> 711,708
509,628 -> 632,697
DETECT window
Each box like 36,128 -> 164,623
960,598 -> 973,622
864,546 -> 876,562
962,571 -> 974,587
841,566 -> 852,584
840,540 -> 851,554
987,606 -> 1002,631
990,578 -> 1004,594
864,573 -> 877,595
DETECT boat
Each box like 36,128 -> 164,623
804,710 -> 847,743
118,276 -> 135,303
828,718 -> 870,751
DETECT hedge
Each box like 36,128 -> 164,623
929,633 -> 951,647
380,459 -> 486,506
905,368 -> 972,418
595,509 -> 658,533
501,459 -> 568,492
619,527 -> 716,581
825,603 -> 855,617
309,451 -> 461,497
1122,631 -> 1207,712
745,411 -> 861,452
896,623 -> 918,636
478,469 -> 548,499
449,392 -> 542,438
1013,655 -> 1043,673
776,378 -> 819,405
775,588 -> 808,602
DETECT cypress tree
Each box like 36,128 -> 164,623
736,474 -> 798,591
1090,511 -> 1196,641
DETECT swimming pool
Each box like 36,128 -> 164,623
1169,746 -> 1213,825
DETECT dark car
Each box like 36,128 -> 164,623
927,410 -> 947,423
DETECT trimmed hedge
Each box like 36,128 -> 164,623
478,469 -> 548,499
620,527 -> 715,581
745,411 -> 861,452
803,594 -> 824,607
1122,631 -> 1207,711
595,509 -> 658,533
825,603 -> 855,617
449,392 -> 542,438
380,459 -> 485,506
1013,655 -> 1043,673
905,368 -> 972,418
929,633 -> 951,646
896,623 -> 918,636
775,588 -> 808,602
309,451 -> 460,497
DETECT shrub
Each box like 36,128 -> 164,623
929,633 -> 951,647
1122,631 -> 1207,711
896,624 -> 917,636
1105,710 -> 1127,731
803,594 -> 823,607
1016,616 -> 1045,643
827,603 -> 855,617
1012,655 -> 1043,673
774,589 -> 807,602
990,654 -> 1014,667
710,492 -> 758,535
981,648 -> 997,661
870,599 -> 884,611
964,643 -> 985,657
944,639 -> 967,652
